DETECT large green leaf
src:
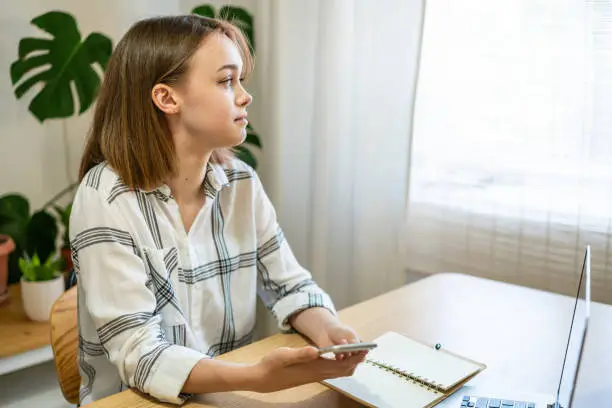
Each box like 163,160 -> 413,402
236,123 -> 262,169
25,210 -> 58,263
10,11 -> 113,122
191,5 -> 215,18
0,194 -> 29,222
245,123 -> 262,148
0,194 -> 30,249
234,145 -> 258,169
0,218 -> 26,251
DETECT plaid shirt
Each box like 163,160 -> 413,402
71,159 -> 335,405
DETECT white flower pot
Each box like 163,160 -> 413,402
21,275 -> 65,322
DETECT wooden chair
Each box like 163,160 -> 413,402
50,285 -> 80,404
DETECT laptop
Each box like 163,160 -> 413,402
441,245 -> 591,408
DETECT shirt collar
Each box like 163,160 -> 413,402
143,161 -> 229,201
203,161 -> 230,197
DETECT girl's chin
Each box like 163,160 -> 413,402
227,131 -> 247,148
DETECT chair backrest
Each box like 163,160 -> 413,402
50,286 -> 80,404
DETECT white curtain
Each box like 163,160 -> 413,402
404,0 -> 612,303
248,0 -> 423,336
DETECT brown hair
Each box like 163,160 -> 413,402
79,15 -> 254,190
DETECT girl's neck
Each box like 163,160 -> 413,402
167,126 -> 214,204
167,153 -> 211,204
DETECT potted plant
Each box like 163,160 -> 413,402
19,252 -> 64,321
0,234 -> 16,305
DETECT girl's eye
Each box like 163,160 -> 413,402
220,77 -> 234,87
219,76 -> 246,88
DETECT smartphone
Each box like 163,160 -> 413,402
318,342 -> 378,355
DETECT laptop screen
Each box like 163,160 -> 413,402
554,246 -> 590,408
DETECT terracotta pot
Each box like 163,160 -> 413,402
0,235 -> 16,305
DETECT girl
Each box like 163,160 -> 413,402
71,14 -> 366,405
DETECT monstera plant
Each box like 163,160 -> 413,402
10,10 -> 113,122
192,4 -> 262,169
7,11 -> 112,283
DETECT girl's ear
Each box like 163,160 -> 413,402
151,84 -> 180,114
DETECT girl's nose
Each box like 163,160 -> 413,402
239,90 -> 252,107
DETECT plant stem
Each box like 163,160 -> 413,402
62,119 -> 75,189
42,183 -> 78,209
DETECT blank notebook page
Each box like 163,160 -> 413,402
369,332 -> 481,390
325,361 -> 442,408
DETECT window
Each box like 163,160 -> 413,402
404,0 -> 612,302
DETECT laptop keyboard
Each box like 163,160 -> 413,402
461,396 -> 536,408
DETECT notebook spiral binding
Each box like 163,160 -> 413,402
365,358 -> 445,393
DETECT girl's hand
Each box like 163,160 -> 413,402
250,346 -> 365,393
288,308 -> 368,360
313,323 -> 366,360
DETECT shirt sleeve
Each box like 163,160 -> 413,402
252,172 -> 337,332
71,184 -> 206,404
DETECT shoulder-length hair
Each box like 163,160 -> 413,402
79,15 -> 254,190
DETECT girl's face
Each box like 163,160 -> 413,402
158,32 -> 252,151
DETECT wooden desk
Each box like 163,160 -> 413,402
0,283 -> 54,375
86,273 -> 612,407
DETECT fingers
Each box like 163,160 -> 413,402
315,351 -> 366,380
332,355 -> 363,378
287,346 -> 320,365
273,349 -> 367,388
335,339 -> 348,361
354,350 -> 368,362
271,346 -> 319,368
346,336 -> 359,359
335,337 -> 360,360
260,343 -> 367,392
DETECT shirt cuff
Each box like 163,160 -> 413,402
145,345 -> 209,404
272,291 -> 337,332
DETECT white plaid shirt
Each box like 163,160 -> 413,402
71,159 -> 336,405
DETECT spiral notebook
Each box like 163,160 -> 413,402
322,332 -> 486,408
